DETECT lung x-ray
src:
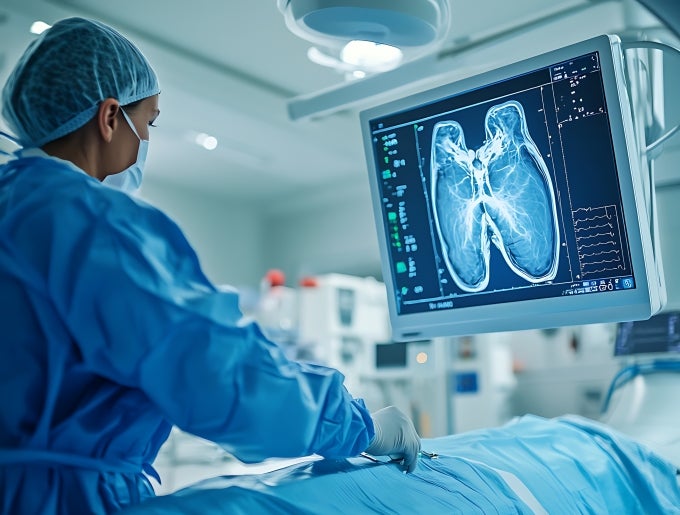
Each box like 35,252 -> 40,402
431,100 -> 560,292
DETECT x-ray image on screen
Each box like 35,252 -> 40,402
431,100 -> 559,293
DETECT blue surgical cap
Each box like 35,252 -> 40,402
1,17 -> 160,148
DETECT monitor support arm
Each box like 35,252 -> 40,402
636,0 -> 680,38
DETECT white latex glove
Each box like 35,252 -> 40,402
365,406 -> 421,473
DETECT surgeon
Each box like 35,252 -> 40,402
0,17 -> 420,514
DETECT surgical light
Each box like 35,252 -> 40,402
278,0 -> 450,74
340,40 -> 403,70
30,21 -> 51,35
306,44 -> 399,76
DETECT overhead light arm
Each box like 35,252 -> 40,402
284,1 -> 631,121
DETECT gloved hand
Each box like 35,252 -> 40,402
365,406 -> 421,473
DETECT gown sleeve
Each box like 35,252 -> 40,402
49,184 -> 374,463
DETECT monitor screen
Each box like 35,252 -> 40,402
375,341 -> 408,368
615,311 -> 680,357
360,35 -> 663,340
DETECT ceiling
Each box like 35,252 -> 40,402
0,0 -> 667,213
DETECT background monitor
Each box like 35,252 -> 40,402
360,35 -> 663,340
615,311 -> 680,357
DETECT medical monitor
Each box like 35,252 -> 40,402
360,35 -> 663,341
614,311 -> 680,357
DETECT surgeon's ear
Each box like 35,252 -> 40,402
97,98 -> 121,143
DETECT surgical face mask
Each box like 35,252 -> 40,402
103,109 -> 148,195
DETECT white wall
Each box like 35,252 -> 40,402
261,177 -> 384,285
140,178 -> 265,288
135,173 -> 386,293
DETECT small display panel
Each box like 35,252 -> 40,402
375,342 -> 408,368
615,311 -> 680,356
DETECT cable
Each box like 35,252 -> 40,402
646,122 -> 680,155
622,40 -> 680,54
621,40 -> 680,156
600,359 -> 680,414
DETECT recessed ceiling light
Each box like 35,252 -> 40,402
195,132 -> 218,151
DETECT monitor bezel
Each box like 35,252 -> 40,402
360,34 -> 662,340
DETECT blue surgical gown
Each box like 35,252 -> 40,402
0,150 -> 374,514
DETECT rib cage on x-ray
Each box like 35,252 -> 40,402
431,100 -> 560,293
